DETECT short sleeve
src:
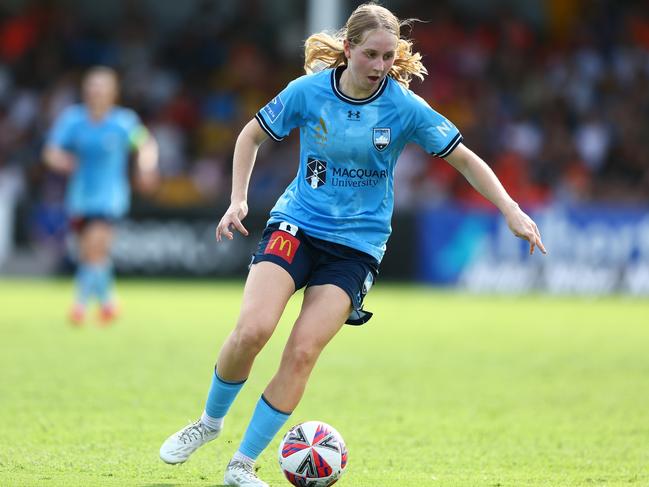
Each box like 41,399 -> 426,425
255,77 -> 307,141
47,106 -> 79,150
408,93 -> 463,158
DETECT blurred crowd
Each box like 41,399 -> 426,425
1,0 -> 648,251
394,1 -> 649,210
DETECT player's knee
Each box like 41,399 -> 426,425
232,319 -> 273,353
285,343 -> 321,373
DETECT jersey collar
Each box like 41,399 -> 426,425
331,65 -> 388,105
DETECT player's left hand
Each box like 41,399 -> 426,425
135,169 -> 159,194
503,203 -> 547,255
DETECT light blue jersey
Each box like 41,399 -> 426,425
256,66 -> 463,262
47,104 -> 147,218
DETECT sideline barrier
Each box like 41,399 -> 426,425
107,209 -> 416,280
417,204 -> 649,295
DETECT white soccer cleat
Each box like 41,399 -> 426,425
224,460 -> 269,487
159,419 -> 221,464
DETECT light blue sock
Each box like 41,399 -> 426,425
204,367 -> 246,420
94,262 -> 114,305
74,264 -> 95,306
238,395 -> 291,460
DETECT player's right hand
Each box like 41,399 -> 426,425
216,200 -> 249,242
44,148 -> 77,174
60,153 -> 77,173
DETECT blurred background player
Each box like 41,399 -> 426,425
43,66 -> 159,325
159,3 -> 545,486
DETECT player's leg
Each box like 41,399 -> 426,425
68,218 -> 112,324
160,261 -> 295,465
79,220 -> 116,322
69,220 -> 91,324
216,261 -> 296,381
203,261 -> 295,424
264,284 -> 350,411
224,284 -> 350,486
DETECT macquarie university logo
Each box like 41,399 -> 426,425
306,157 -> 327,189
264,231 -> 300,264
372,128 -> 391,151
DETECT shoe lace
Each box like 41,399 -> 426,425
178,421 -> 207,444
230,460 -> 256,478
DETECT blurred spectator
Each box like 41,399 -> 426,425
0,162 -> 25,266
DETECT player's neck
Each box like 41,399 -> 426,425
339,68 -> 378,99
87,105 -> 112,121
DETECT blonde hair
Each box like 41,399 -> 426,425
304,2 -> 427,88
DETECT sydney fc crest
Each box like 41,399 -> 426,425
373,128 -> 391,151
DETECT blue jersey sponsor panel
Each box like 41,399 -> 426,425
47,105 -> 144,218
256,66 -> 462,262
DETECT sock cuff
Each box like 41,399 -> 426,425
201,410 -> 224,430
261,394 -> 292,416
214,365 -> 247,386
232,450 -> 255,466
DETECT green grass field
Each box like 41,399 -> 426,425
1,279 -> 648,487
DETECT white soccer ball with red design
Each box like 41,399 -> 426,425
278,420 -> 348,486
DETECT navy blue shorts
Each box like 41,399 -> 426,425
68,214 -> 116,234
251,221 -> 379,325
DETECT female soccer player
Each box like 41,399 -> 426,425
43,66 -> 159,325
160,4 -> 546,485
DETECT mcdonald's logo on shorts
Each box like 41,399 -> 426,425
264,231 -> 300,264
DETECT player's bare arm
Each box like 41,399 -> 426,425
445,143 -> 547,255
42,146 -> 76,174
215,119 -> 269,242
132,134 -> 159,194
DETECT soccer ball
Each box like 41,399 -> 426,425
278,420 -> 348,486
